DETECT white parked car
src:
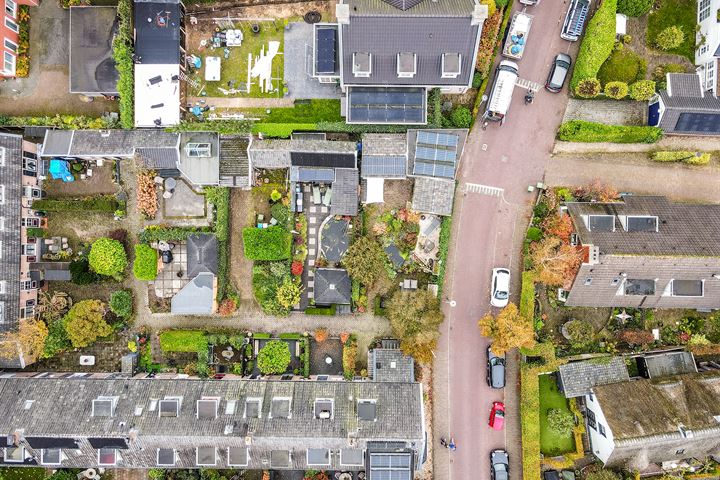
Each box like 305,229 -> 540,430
490,268 -> 511,307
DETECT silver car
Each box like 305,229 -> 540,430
491,267 -> 511,308
545,53 -> 572,93
491,449 -> 509,480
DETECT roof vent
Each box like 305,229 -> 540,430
23,400 -> 34,410
390,361 -> 397,369
329,284 -> 336,290
245,436 -> 253,446
224,424 -> 233,435
318,410 -> 331,419
714,415 -> 720,423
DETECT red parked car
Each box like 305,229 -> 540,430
489,402 -> 505,430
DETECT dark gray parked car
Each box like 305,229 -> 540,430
487,346 -> 506,389
491,449 -> 509,480
545,53 -> 572,92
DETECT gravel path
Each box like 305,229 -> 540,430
554,135 -> 720,154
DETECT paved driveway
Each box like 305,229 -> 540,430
432,2 -> 579,479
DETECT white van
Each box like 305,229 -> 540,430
483,60 -> 519,124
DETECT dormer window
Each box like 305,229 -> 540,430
625,215 -> 658,232
353,52 -> 372,77
314,398 -> 334,419
159,397 -> 181,417
41,449 -> 62,465
197,398 -> 219,419
669,279 -> 704,297
441,53 -> 461,78
4,446 -> 25,463
244,397 -> 262,418
587,215 -> 615,232
196,447 -> 217,466
270,397 -> 292,419
357,399 -> 377,421
98,448 -> 117,466
397,52 -> 416,78
623,278 -> 656,296
157,448 -> 176,466
92,396 -> 118,417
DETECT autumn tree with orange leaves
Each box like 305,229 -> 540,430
529,236 -> 583,289
0,319 -> 48,363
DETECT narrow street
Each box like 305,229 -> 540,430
432,1 -> 579,479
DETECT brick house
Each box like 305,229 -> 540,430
1,0 -> 37,77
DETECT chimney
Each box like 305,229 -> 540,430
471,3 -> 488,26
336,4 -> 350,24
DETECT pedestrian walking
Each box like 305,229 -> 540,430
448,437 -> 456,451
440,437 -> 448,448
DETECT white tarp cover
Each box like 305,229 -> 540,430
616,14 -> 627,35
205,56 -> 221,81
365,177 -> 384,204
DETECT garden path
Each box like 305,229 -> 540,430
187,96 -> 294,109
626,15 -> 694,77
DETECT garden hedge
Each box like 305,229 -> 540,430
570,0 -> 618,92
557,120 -> 663,143
113,0 -> 134,129
32,196 -> 119,213
138,226 -> 212,243
89,237 -> 127,277
109,290 -> 133,319
133,244 -> 158,280
159,330 -> 208,352
0,114 -> 113,129
252,123 -> 317,138
242,226 -> 292,261
436,215 -> 454,297
519,271 -> 536,323
305,305 -> 337,316
652,151 -> 711,165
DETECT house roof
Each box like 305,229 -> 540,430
313,268 -> 352,305
186,234 -> 218,277
565,256 -> 720,309
178,132 -> 220,186
370,349 -> 415,382
40,130 -> 179,158
249,139 -> 357,169
407,129 -> 467,179
658,74 -> 720,135
0,375 -> 423,469
567,196 -> 720,257
133,0 -> 182,65
330,168 -> 359,216
362,134 -> 408,156
641,351 -> 698,379
411,176 -> 455,216
136,147 -> 179,169
0,134 -> 23,336
340,0 -> 481,86
219,136 -> 250,188
170,272 -> 215,315
361,134 -> 407,178
558,357 -> 630,398
593,371 -> 720,442
69,6 -> 119,94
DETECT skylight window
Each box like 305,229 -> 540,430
159,398 -> 180,417
340,448 -> 365,466
352,52 -> 372,77
227,447 -> 249,467
397,52 -> 416,78
4,447 -> 24,463
244,398 -> 262,418
588,215 -> 615,232
441,53 -> 462,79
97,448 -> 117,466
314,398 -> 334,419
624,279 -> 655,296
157,448 -> 176,466
197,398 -> 219,419
671,279 -> 704,297
41,449 -> 61,465
196,447 -> 216,466
225,399 -> 237,415
625,216 -> 658,232
357,399 -> 377,421
307,448 -> 330,466
185,143 -> 211,158
270,397 -> 291,419
92,396 -> 118,417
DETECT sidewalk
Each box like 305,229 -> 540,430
554,135 -> 720,154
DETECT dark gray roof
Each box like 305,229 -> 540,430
565,256 -> 720,309
340,0 -> 480,87
136,147 -> 179,169
558,357 -> 630,398
411,176 -> 455,216
186,234 -> 218,277
330,168 -> 359,216
69,6 -> 119,94
567,196 -> 720,256
219,136 -> 250,188
0,134 -> 22,336
178,132 -> 220,186
313,268 -> 352,305
41,130 -> 179,157
249,139 -> 356,169
170,272 -> 215,315
593,371 -> 720,442
0,375 -> 423,469
641,351 -> 698,379
362,134 -> 408,156
658,74 -> 720,134
370,349 -> 415,382
134,0 -> 182,65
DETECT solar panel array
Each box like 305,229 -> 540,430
675,112 -> 720,134
369,453 -> 412,480
291,166 -> 336,183
413,131 -> 459,179
361,155 -> 406,177
316,28 -> 337,74
348,88 -> 425,124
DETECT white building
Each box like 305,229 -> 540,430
696,0 -> 720,92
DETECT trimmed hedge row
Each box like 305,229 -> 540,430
32,196 -> 119,213
138,226 -> 212,243
251,123 -> 316,138
570,0 -> 618,93
519,271 -> 536,323
652,150 -> 711,165
557,120 -> 662,143
113,0 -> 134,129
305,305 -> 337,316
133,244 -> 158,280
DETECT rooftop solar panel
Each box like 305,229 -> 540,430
348,87 -> 426,124
674,112 -> 720,134
361,155 -> 406,177
316,28 -> 337,74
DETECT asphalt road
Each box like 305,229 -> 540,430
432,1 -> 579,479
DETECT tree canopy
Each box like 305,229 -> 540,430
88,237 -> 127,278
64,300 -> 112,348
0,319 -> 48,362
256,340 -> 292,375
342,236 -> 389,288
478,303 -> 535,355
529,236 -> 583,289
386,290 -> 444,364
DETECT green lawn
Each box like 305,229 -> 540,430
0,468 -> 48,480
597,48 -> 647,85
159,330 -> 208,352
539,374 -> 575,456
189,22 -> 285,98
647,0 -> 697,62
